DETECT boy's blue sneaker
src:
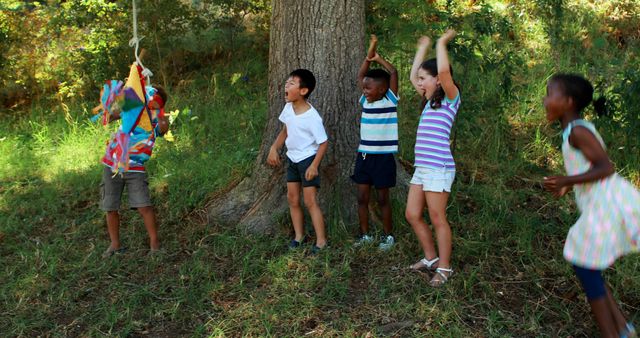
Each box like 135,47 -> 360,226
102,246 -> 127,258
289,239 -> 302,249
354,234 -> 374,246
309,244 -> 327,255
378,234 -> 395,251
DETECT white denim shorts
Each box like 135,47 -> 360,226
410,166 -> 456,192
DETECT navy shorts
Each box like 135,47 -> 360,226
351,152 -> 396,188
573,265 -> 606,300
287,155 -> 320,188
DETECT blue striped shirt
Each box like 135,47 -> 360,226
358,89 -> 399,154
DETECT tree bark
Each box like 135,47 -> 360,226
208,0 -> 367,233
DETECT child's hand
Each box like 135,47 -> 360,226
543,176 -> 570,197
369,34 -> 378,46
157,118 -> 169,135
417,36 -> 432,48
367,34 -> 378,59
92,104 -> 103,115
556,185 -> 571,197
305,165 -> 318,181
267,146 -> 281,167
438,29 -> 457,44
366,52 -> 382,63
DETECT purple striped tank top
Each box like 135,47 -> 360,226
414,94 -> 460,170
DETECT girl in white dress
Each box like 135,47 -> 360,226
543,74 -> 639,337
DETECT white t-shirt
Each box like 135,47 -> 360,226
278,102 -> 328,163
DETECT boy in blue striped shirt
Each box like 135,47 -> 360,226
352,35 -> 399,250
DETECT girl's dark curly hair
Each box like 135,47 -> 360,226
420,58 -> 460,110
549,73 -> 607,116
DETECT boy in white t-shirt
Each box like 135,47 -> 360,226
267,69 -> 329,254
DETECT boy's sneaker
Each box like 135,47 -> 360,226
309,244 -> 327,256
354,234 -> 374,246
378,234 -> 395,251
102,246 -> 127,258
288,239 -> 302,249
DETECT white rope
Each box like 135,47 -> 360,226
128,0 -> 153,84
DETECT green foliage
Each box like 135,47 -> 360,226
0,1 -> 129,108
0,11 -> 10,70
0,0 -> 269,111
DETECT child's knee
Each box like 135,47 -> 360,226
303,194 -> 318,209
405,208 -> 422,223
357,192 -> 369,206
428,211 -> 447,227
377,194 -> 390,208
137,206 -> 154,215
287,191 -> 300,206
303,190 -> 319,210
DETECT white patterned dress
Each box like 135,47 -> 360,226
562,119 -> 640,269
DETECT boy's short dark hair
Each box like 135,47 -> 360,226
152,85 -> 168,107
364,68 -> 390,89
289,69 -> 316,99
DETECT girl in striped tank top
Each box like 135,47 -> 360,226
405,30 -> 460,287
543,74 -> 638,337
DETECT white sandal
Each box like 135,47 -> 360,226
430,267 -> 453,287
410,257 -> 439,271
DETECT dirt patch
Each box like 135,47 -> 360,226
377,319 -> 415,336
345,259 -> 370,305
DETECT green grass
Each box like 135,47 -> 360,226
2,1 -> 640,336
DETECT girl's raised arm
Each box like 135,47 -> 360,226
410,36 -> 431,96
436,29 -> 459,100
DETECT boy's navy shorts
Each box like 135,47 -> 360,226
100,167 -> 152,211
351,152 -> 396,188
287,155 -> 320,188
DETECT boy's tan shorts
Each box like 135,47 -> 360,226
100,167 -> 152,211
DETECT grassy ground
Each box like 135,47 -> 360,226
3,82 -> 638,337
2,1 -> 640,336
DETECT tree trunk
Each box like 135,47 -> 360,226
208,0 -> 366,233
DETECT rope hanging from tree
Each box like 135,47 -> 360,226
128,0 -> 153,84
